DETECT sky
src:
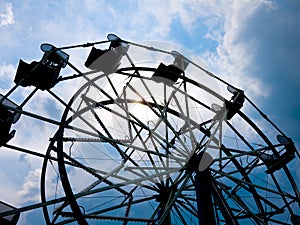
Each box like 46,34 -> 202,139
0,0 -> 299,224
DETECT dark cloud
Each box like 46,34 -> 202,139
237,1 -> 300,142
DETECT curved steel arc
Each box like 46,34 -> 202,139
54,101 -> 262,225
238,110 -> 300,209
1,35 -> 298,225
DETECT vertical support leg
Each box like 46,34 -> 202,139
194,169 -> 216,225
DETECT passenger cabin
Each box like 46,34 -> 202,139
14,44 -> 69,90
151,51 -> 188,85
85,34 -> 129,73
0,94 -> 21,146
259,135 -> 297,174
225,86 -> 245,120
151,63 -> 184,85
212,86 -> 245,121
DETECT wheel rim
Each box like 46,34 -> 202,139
52,66 -> 299,224
36,40 -> 300,225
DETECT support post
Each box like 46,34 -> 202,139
194,169 -> 216,225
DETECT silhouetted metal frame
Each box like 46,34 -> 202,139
0,37 -> 299,225
48,67 -> 300,225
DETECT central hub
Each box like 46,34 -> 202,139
188,151 -> 214,172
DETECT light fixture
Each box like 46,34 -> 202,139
14,43 -> 69,90
171,50 -> 189,71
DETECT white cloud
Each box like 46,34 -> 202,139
0,3 -> 14,27
0,63 -> 15,92
0,1 -> 298,224
17,168 -> 41,203
198,1 -> 276,98
115,0 -> 274,99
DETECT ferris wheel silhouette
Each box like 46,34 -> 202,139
0,34 -> 299,225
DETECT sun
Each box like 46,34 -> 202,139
129,101 -> 158,125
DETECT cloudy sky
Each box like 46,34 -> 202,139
0,0 -> 299,224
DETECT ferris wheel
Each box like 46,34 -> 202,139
0,34 -> 299,225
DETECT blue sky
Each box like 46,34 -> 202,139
0,1 -> 299,224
